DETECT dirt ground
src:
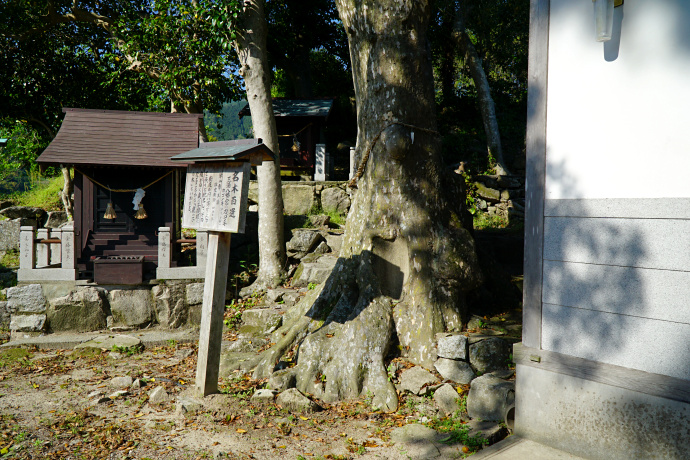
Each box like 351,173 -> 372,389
0,338 -> 489,460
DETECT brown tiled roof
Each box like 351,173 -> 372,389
36,108 -> 202,168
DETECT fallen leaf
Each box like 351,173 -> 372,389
236,428 -> 247,434
299,416 -> 308,420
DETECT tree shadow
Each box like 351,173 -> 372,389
543,157 -> 690,381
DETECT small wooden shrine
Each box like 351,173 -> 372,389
35,108 -> 201,282
238,98 -> 333,177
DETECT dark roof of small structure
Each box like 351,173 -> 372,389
238,99 -> 334,119
36,108 -> 202,168
171,139 -> 275,164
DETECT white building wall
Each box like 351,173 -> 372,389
546,0 -> 690,200
542,0 -> 690,380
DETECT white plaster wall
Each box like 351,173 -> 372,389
546,0 -> 690,199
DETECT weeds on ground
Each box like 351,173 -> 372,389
5,174 -> 63,211
306,205 -> 346,227
473,213 -> 509,230
111,344 -> 143,356
0,348 -> 33,368
425,411 -> 488,455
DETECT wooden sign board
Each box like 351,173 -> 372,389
182,161 -> 251,233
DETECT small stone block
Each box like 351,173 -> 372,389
436,333 -> 468,360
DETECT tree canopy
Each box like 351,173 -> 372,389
0,0 -> 245,142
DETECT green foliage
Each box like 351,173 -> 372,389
473,212 -> 509,230
0,1 -> 164,138
111,344 -> 143,356
0,122 -> 47,173
430,0 -> 529,171
426,411 -> 488,453
0,250 -> 20,270
6,175 -> 64,211
304,205 -> 346,228
204,101 -> 253,141
109,0 -> 243,115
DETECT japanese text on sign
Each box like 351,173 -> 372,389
182,162 -> 251,233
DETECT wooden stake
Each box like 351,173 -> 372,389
195,231 -> 231,396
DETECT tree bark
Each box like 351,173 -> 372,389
234,0 -> 287,292
59,165 -> 74,221
453,9 -> 509,175
251,0 -> 482,412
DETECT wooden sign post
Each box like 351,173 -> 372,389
172,139 -> 274,396
182,161 -> 251,396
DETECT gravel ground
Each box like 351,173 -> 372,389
0,342 -> 475,460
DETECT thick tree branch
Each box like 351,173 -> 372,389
15,1 -> 114,42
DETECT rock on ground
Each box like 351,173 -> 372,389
0,301 -> 10,327
468,337 -> 511,374
148,386 -> 169,405
320,187 -> 351,214
0,206 -> 46,221
434,358 -> 475,384
241,309 -> 282,330
45,211 -> 68,228
466,375 -> 515,422
436,333 -> 468,360
433,383 -> 461,416
286,230 -> 325,257
276,388 -> 322,413
398,366 -> 438,395
282,185 -> 315,215
175,395 -> 204,417
185,283 -> 205,306
267,369 -> 297,392
75,334 -> 142,350
390,423 -> 467,459
291,254 -> 338,288
250,389 -> 277,405
466,420 -> 510,445
110,376 -> 134,388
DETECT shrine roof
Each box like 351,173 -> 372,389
36,108 -> 202,168
238,98 -> 334,119
171,139 -> 275,164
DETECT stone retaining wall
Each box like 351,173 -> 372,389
2,281 -> 206,337
248,181 -> 352,216
471,175 -> 525,222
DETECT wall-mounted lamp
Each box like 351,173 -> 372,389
593,0 -> 623,42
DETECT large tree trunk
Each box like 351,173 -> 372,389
453,9 -> 509,175
251,0 -> 482,412
235,0 -> 286,292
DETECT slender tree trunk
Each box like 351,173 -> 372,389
453,9 -> 509,175
249,0 -> 482,412
285,42 -> 313,98
235,0 -> 286,292
59,165 -> 74,221
439,8 -> 457,106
